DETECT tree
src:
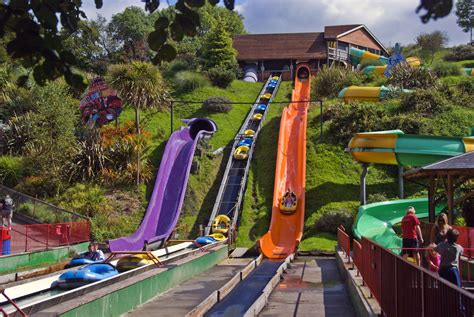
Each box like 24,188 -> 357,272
201,23 -> 237,70
107,62 -> 169,135
61,17 -> 112,75
198,3 -> 246,36
416,31 -> 448,63
0,0 -> 458,89
455,0 -> 474,43
108,7 -> 154,61
107,61 -> 168,186
25,81 -> 79,191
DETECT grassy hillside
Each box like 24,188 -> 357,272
111,47 -> 474,251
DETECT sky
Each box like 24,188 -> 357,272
82,0 -> 471,47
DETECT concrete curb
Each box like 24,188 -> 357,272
186,254 -> 263,317
335,247 -> 381,317
242,253 -> 294,317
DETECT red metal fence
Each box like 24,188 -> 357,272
3,221 -> 90,254
338,227 -> 474,317
337,226 -> 351,263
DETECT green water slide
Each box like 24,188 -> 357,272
348,130 -> 474,251
353,199 -> 443,252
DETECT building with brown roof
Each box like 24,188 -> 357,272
233,24 -> 388,81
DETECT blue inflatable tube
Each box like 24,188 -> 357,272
256,104 -> 267,113
238,138 -> 253,147
55,263 -> 119,289
66,258 -> 102,268
195,236 -> 216,245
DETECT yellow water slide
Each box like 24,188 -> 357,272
259,64 -> 310,259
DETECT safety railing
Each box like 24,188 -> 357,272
337,227 -> 474,317
3,221 -> 90,254
0,184 -> 88,223
352,239 -> 362,277
337,226 -> 351,263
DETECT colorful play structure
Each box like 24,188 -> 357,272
340,46 -> 472,103
338,47 -> 418,102
1,53 -> 473,315
348,130 -> 474,250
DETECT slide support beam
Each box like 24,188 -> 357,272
398,166 -> 404,199
360,163 -> 369,206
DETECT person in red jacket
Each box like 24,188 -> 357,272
401,206 -> 424,265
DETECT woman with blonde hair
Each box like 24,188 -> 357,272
430,213 -> 451,245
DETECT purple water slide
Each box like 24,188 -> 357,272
108,119 -> 217,251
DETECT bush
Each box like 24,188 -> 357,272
388,64 -> 438,89
431,63 -> 461,77
444,45 -> 474,62
16,202 -> 59,223
367,193 -> 389,204
167,59 -> 193,75
0,156 -> 25,187
207,67 -> 236,88
203,96 -> 232,113
314,209 -> 354,234
57,184 -> 111,218
173,71 -> 209,93
15,175 -> 63,198
456,77 -> 474,96
313,66 -> 363,98
327,103 -> 388,143
387,113 -> 427,135
398,88 -> 450,117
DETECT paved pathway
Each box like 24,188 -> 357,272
259,257 -> 355,317
125,258 -> 252,317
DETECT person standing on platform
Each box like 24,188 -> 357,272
401,206 -> 424,265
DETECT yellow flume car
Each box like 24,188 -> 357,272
212,214 -> 231,234
116,254 -> 156,272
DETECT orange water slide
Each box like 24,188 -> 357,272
259,64 -> 310,259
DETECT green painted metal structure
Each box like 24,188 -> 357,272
59,245 -> 228,317
395,134 -> 469,166
353,199 -> 442,253
0,242 -> 88,275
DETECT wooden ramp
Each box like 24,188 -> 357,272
260,257 -> 355,317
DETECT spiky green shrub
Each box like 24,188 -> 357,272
313,66 -> 363,98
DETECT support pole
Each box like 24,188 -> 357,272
360,163 -> 369,206
398,166 -> 404,199
447,174 -> 454,224
170,101 -> 174,136
429,176 -> 436,223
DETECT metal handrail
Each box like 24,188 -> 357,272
0,184 -> 89,221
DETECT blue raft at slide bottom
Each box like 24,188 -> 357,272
54,263 -> 119,289
195,236 -> 217,245
65,257 -> 103,268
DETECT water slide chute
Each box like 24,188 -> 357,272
108,118 -> 217,251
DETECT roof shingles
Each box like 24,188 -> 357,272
324,24 -> 362,39
233,32 -> 326,60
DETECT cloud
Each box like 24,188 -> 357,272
236,0 -> 469,46
82,0 -> 168,20
80,0 -> 470,46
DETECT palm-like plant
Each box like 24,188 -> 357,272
107,61 -> 170,134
